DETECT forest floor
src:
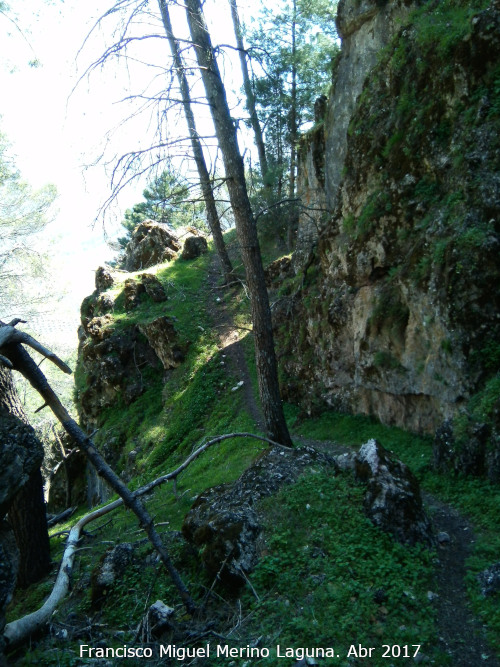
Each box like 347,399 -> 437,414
207,254 -> 499,667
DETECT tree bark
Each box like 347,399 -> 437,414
157,0 -> 234,283
228,0 -> 269,186
184,0 -> 293,447
287,0 -> 299,250
8,470 -> 51,588
0,365 -> 50,589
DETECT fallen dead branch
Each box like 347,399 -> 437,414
47,507 -> 77,528
4,501 -> 121,649
0,321 -> 195,641
3,430 -> 285,650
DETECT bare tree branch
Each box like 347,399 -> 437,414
0,335 -> 196,617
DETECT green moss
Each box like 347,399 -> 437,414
240,471 -> 437,665
373,350 -> 405,371
343,190 -> 392,240
369,283 -> 409,341
469,375 -> 500,424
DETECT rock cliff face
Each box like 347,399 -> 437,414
294,0 -> 416,268
76,267 -> 187,503
281,0 -> 500,444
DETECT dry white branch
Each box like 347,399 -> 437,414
3,432 -> 284,649
0,323 -> 71,374
4,501 -> 121,649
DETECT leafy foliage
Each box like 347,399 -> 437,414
117,170 -> 206,249
240,471 -> 437,665
248,0 -> 339,193
0,129 -> 56,314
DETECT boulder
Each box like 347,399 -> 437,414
181,235 -> 208,260
123,221 -> 180,271
138,317 -> 185,370
355,439 -> 433,546
477,562 -> 500,597
123,278 -> 146,311
86,315 -> 114,341
96,293 -> 115,314
78,327 -> 158,428
182,447 -> 335,588
95,266 -> 114,292
140,274 -> 167,302
91,543 -> 135,608
264,256 -> 292,287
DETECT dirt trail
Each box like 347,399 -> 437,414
205,260 -> 264,432
205,255 -> 498,666
425,494 -> 499,666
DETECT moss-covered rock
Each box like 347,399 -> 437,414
282,0 -> 500,440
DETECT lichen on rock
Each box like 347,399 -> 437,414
122,221 -> 180,271
280,0 -> 500,440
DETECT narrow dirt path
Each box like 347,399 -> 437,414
424,494 -> 499,667
204,259 -> 264,432
300,436 -> 499,666
205,255 -> 498,666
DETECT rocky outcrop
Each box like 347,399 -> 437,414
294,0 -> 416,267
180,235 -> 208,260
78,314 -> 183,431
355,440 -> 433,546
279,1 -> 500,439
182,447 -> 336,589
124,274 -> 167,310
138,317 -> 185,370
140,274 -> 167,302
123,221 -> 180,271
95,266 -> 114,292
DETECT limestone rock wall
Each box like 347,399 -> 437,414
294,0 -> 416,267
76,269 -> 186,504
281,0 -> 500,436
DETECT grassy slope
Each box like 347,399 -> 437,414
7,230 -> 499,666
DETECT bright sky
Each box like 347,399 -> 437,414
0,1 -> 134,328
0,0 -> 247,343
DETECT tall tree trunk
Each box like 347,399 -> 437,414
157,0 -> 234,283
287,0 -> 298,250
0,366 -> 50,589
228,0 -> 269,187
8,470 -> 50,588
184,0 -> 293,447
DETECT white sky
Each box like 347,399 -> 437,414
0,0 -> 248,341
